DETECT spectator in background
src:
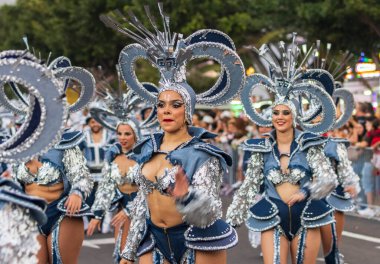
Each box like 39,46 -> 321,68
355,118 -> 380,217
192,113 -> 201,127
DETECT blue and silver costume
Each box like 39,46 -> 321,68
101,2 -> 245,263
82,128 -> 113,207
227,131 -> 337,256
13,130 -> 93,239
228,35 -> 344,264
322,138 -> 360,264
83,128 -> 113,182
122,127 -> 237,263
89,67 -> 159,263
324,138 -> 360,213
0,48 -> 95,263
91,142 -> 139,263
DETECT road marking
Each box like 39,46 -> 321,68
343,231 -> 380,244
83,238 -> 115,249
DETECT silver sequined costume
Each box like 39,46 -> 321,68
121,128 -> 237,262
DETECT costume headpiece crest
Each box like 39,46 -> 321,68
0,46 -> 95,163
90,65 -> 158,139
100,2 -> 245,124
241,33 -> 341,134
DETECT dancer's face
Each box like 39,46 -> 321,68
116,124 -> 136,151
272,104 -> 293,133
157,90 -> 186,133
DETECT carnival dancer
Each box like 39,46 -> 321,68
10,53 -> 95,264
82,114 -> 113,233
87,77 -> 158,263
319,61 -> 360,263
100,2 -> 245,263
294,45 -> 361,263
321,136 -> 360,264
227,35 -> 341,264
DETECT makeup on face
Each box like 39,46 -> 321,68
272,109 -> 291,116
157,90 -> 187,133
117,124 -> 136,151
272,104 -> 294,132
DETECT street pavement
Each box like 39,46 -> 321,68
80,199 -> 380,263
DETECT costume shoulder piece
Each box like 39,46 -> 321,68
324,137 -> 350,162
297,132 -> 328,151
187,126 -> 217,140
130,133 -> 156,164
104,142 -> 123,163
54,130 -> 85,150
328,137 -> 350,147
192,141 -> 232,168
240,138 -> 272,153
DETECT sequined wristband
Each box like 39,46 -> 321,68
175,189 -> 196,206
93,210 -> 104,220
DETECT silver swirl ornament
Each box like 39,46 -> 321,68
54,66 -> 95,113
240,74 -> 275,127
101,4 -> 245,110
0,55 -> 67,163
331,87 -> 354,130
287,82 -> 336,134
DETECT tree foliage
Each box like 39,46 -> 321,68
0,0 -> 378,90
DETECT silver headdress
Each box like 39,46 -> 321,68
241,33 -> 338,134
0,48 -> 95,163
100,2 -> 245,125
296,42 -> 354,130
90,65 -> 158,140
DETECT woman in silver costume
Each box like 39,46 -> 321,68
87,76 -> 159,262
100,3 -> 245,263
13,130 -> 93,264
227,36 -> 342,264
87,122 -> 138,262
321,138 -> 360,263
320,81 -> 361,263
9,53 -> 95,263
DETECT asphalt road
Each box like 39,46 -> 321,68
80,201 -> 380,263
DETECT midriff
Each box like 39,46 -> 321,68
276,182 -> 300,203
118,183 -> 138,194
147,190 -> 183,228
25,182 -> 64,203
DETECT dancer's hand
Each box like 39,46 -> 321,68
170,167 -> 189,198
344,185 -> 357,197
87,219 -> 101,236
287,192 -> 306,206
65,193 -> 82,216
112,210 -> 128,228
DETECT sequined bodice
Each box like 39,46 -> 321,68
266,168 -> 305,185
109,162 -> 135,185
15,163 -> 62,185
136,165 -> 178,195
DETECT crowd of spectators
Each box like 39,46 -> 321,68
1,100 -> 380,217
